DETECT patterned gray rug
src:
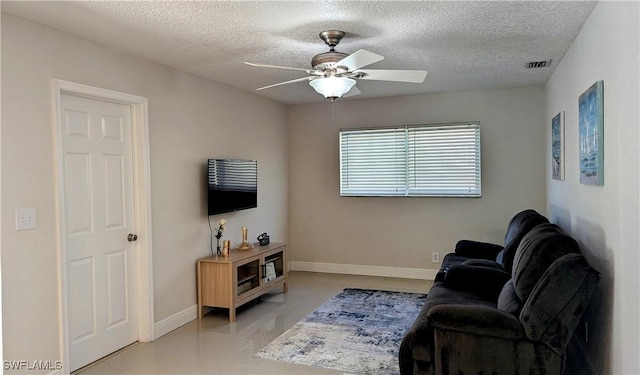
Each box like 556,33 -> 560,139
255,288 -> 427,374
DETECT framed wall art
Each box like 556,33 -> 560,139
578,80 -> 604,185
551,111 -> 565,180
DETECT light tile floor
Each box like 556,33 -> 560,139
78,271 -> 431,375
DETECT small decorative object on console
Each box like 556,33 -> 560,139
222,240 -> 231,257
213,218 -> 226,256
258,232 -> 270,246
264,261 -> 277,282
236,226 -> 254,251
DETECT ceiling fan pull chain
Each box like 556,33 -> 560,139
331,100 -> 335,120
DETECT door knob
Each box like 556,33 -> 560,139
128,233 -> 138,242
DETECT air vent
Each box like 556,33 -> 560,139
526,60 -> 552,69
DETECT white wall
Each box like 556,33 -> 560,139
545,2 -> 639,374
288,87 -> 546,272
1,13 -> 288,369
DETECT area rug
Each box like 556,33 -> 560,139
255,288 -> 427,374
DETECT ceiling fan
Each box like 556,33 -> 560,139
245,30 -> 428,102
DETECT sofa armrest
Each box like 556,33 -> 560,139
454,240 -> 504,260
444,264 -> 511,299
427,304 -> 524,340
520,254 -> 600,356
462,259 -> 504,269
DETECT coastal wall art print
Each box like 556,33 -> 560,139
578,80 -> 604,185
551,111 -> 565,180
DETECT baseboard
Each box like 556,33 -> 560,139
290,261 -> 438,280
153,304 -> 198,340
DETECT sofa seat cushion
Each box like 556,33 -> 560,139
443,264 -> 510,300
428,304 -> 525,340
426,281 -> 497,311
402,282 -> 496,362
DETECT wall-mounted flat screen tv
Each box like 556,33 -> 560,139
207,159 -> 257,215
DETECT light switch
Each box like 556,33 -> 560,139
16,208 -> 37,231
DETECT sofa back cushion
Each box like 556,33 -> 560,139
511,223 -> 580,302
519,253 -> 600,355
496,209 -> 549,272
496,279 -> 523,317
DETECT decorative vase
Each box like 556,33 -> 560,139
236,226 -> 254,251
216,237 -> 222,256
222,240 -> 231,257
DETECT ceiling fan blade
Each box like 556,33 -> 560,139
354,69 -> 428,83
343,85 -> 361,98
256,76 -> 311,91
336,49 -> 384,71
245,62 -> 315,74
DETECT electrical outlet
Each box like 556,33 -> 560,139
431,252 -> 440,263
16,208 -> 37,231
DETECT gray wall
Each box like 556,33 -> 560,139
1,13 -> 288,367
545,2 -> 639,374
288,87 -> 547,271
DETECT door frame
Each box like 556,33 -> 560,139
52,79 -> 154,373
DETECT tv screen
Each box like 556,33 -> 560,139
207,159 -> 257,215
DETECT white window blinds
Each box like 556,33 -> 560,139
340,123 -> 481,197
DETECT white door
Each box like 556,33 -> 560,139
60,93 -> 138,371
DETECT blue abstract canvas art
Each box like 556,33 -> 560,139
552,111 -> 565,180
578,80 -> 604,185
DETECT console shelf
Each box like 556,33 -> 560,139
197,242 -> 287,322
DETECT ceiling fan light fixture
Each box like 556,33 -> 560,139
309,77 -> 356,101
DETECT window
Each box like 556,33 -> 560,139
339,123 -> 481,197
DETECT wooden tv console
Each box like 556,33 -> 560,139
196,242 -> 287,322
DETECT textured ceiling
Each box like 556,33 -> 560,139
2,1 -> 597,105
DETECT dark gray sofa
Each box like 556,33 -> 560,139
435,209 -> 550,280
399,216 -> 600,375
